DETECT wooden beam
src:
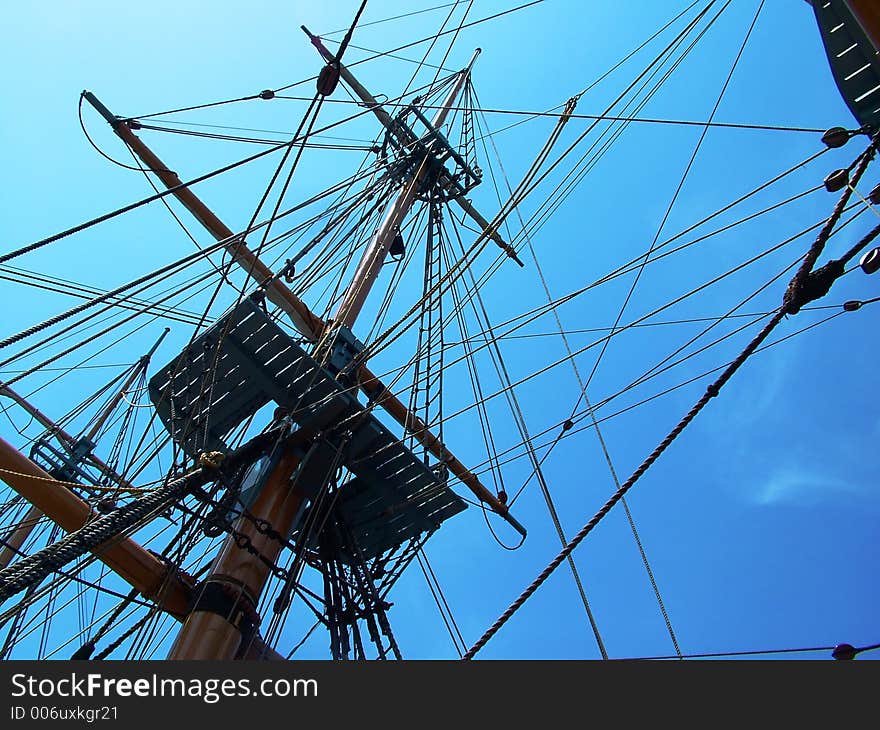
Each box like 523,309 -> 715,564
332,53 -> 477,328
0,435 -> 192,616
303,32 -> 515,252
849,0 -> 880,51
168,447 -> 304,659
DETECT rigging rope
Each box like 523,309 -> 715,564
356,0 -> 724,364
579,0 -> 763,408
441,202 -> 866,484
474,81 -> 681,655
461,135 -> 878,659
0,467 -> 198,604
445,211 -> 609,657
273,96 -> 825,135
3,78 -> 428,270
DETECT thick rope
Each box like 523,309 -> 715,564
0,455 -> 223,604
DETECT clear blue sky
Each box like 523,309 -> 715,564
0,1 -> 877,660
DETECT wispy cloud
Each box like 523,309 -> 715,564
723,345 -> 791,433
753,465 -> 868,506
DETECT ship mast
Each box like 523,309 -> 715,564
0,27 -> 525,660
328,46 -> 481,328
164,41 -> 515,659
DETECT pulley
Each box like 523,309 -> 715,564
259,89 -> 275,100
96,497 -> 117,514
824,168 -> 849,192
832,643 -> 857,660
821,126 -> 850,149
317,64 -> 341,96
859,247 -> 880,274
389,228 -> 405,258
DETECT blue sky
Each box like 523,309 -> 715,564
0,1 -> 878,660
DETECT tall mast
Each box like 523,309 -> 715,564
81,91 -> 522,534
332,49 -> 480,328
83,327 -> 168,443
303,27 -> 517,259
167,446 -> 305,659
0,383 -> 136,492
3,29 -> 527,660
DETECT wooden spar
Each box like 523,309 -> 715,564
0,382 -> 133,491
85,326 -> 169,443
0,505 -> 41,571
0,435 -> 192,616
332,51 -> 479,328
0,331 -> 170,569
168,447 -> 305,659
0,42 -> 529,659
82,92 -> 324,343
0,435 -> 286,659
302,29 -> 519,258
848,0 -> 880,49
82,93 -> 525,537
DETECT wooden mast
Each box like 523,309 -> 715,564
0,383 -> 138,493
332,49 -> 480,328
0,40 -> 526,659
167,447 -> 304,660
0,435 -> 193,616
303,28 -> 520,264
0,15 -> 531,662
167,48 -> 503,660
85,327 -> 169,443
81,89 -> 522,534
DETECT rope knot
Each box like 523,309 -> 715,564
706,383 -> 720,399
198,451 -> 226,470
783,259 -> 845,315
